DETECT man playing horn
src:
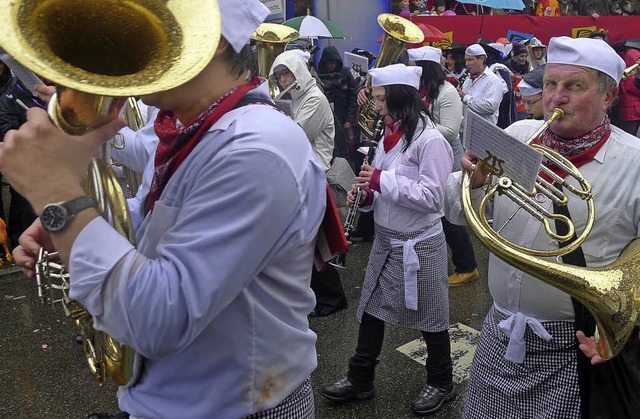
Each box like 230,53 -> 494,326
447,36 -> 640,418
3,0 -> 325,417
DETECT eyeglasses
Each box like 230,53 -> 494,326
522,97 -> 542,106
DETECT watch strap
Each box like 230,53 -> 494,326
64,195 -> 95,216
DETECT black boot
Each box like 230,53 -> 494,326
86,413 -> 129,419
411,383 -> 455,415
321,377 -> 375,403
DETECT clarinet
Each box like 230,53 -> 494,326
330,117 -> 385,268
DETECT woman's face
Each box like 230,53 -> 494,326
372,86 -> 393,124
532,47 -> 545,60
399,0 -> 410,8
446,53 -> 455,69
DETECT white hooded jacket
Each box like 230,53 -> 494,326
270,50 -> 335,171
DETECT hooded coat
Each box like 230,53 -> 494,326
270,50 -> 335,171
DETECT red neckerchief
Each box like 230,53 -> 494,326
469,69 -> 484,81
148,75 -> 262,212
535,116 -> 611,180
384,120 -> 404,152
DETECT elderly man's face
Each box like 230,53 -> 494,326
542,63 -> 617,138
522,93 -> 543,119
465,55 -> 485,75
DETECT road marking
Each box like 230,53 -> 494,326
396,322 -> 480,384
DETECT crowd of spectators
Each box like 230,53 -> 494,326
391,0 -> 639,16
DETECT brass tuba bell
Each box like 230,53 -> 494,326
251,23 -> 300,98
356,14 -> 424,138
1,0 -> 221,386
461,108 -> 640,360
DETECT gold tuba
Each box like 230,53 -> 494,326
357,14 -> 424,138
1,0 -> 222,386
461,108 -> 640,360
251,23 -> 300,98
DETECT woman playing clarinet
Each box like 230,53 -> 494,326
321,63 -> 455,416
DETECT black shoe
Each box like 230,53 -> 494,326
321,377 -> 375,403
411,383 -> 455,415
86,413 -> 129,419
75,333 -> 84,345
309,301 -> 348,317
349,229 -> 373,243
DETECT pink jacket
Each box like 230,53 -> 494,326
617,49 -> 640,122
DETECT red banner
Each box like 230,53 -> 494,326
413,15 -> 640,47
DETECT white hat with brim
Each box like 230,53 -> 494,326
547,36 -> 625,84
219,0 -> 269,53
518,79 -> 542,97
465,44 -> 486,57
370,63 -> 422,90
408,46 -> 443,64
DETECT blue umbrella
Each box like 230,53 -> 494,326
457,0 -> 525,10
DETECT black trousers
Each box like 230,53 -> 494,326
310,264 -> 347,316
442,217 -> 477,274
347,312 -> 453,388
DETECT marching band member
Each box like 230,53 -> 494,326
408,45 -> 479,286
321,63 -> 455,416
6,0 -> 326,417
448,36 -> 638,419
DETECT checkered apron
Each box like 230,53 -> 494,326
356,223 -> 449,332
463,305 -> 580,419
244,377 -> 314,419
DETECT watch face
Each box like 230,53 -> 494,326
41,204 -> 68,232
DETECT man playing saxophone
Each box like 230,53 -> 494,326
3,0 -> 325,417
447,36 -> 640,418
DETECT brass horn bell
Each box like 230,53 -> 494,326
1,0 -> 221,387
0,0 -> 221,134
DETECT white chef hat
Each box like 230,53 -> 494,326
517,79 -> 542,97
547,36 -> 626,84
465,43 -> 487,57
370,63 -> 422,90
219,0 -> 270,53
408,46 -> 442,64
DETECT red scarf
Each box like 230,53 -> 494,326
148,76 -> 262,212
469,70 -> 484,82
384,120 -> 404,152
536,116 -> 611,180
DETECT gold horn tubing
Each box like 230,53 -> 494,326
482,178 -> 575,243
525,108 -> 565,145
464,177 -> 640,359
357,14 -> 425,138
622,63 -> 639,80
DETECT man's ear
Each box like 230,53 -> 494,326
214,38 -> 230,57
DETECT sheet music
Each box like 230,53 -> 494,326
463,111 -> 542,192
0,49 -> 43,96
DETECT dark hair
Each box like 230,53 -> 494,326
446,51 -> 466,74
223,42 -> 256,79
416,60 -> 447,104
384,84 -> 431,151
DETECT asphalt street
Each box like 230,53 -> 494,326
0,230 -> 492,419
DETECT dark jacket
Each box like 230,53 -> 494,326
0,77 -> 45,138
317,46 -> 357,126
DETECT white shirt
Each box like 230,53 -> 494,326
461,66 -> 504,127
446,120 -> 640,320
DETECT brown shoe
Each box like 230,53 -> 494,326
448,269 -> 479,287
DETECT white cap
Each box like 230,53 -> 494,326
547,36 -> 626,84
517,79 -> 542,97
408,46 -> 442,64
465,43 -> 486,57
219,0 -> 270,53
370,63 -> 422,90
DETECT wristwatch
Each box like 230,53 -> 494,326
40,196 -> 96,233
